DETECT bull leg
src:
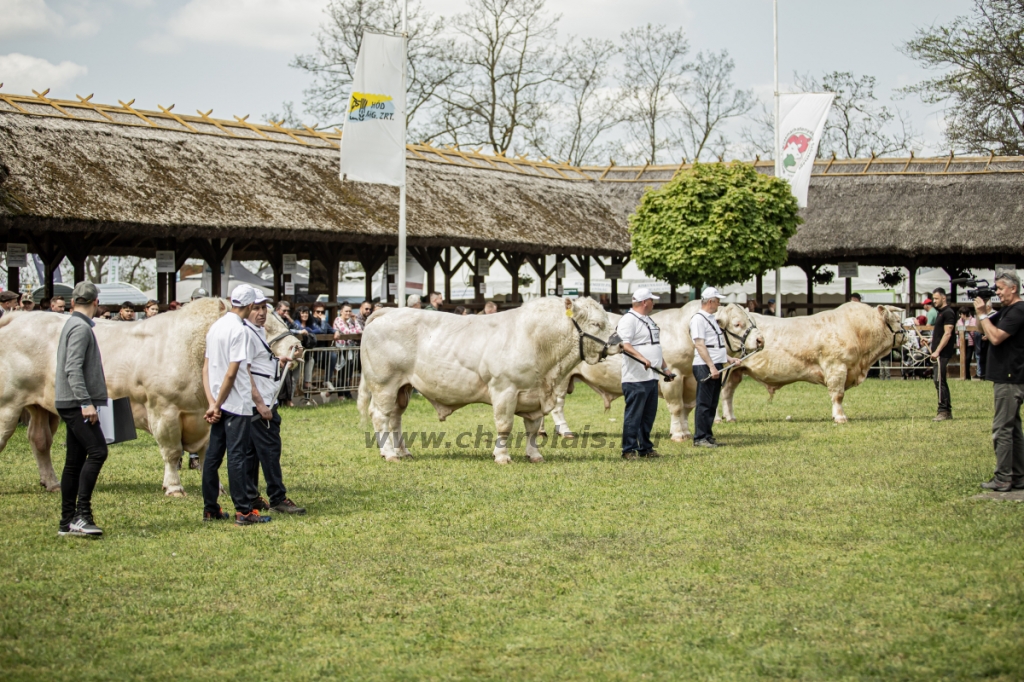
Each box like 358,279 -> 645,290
369,388 -> 402,462
550,392 -> 574,437
523,415 -> 545,463
491,396 -> 517,464
718,371 -> 743,423
825,368 -> 850,423
394,384 -> 413,458
151,411 -> 187,496
661,374 -> 691,442
25,406 -> 60,492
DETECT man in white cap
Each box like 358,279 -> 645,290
201,284 -> 271,525
616,287 -> 673,460
243,290 -> 306,515
690,287 -> 742,447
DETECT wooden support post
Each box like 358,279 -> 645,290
845,276 -> 852,301
907,264 -> 917,318
555,254 -> 564,296
157,272 -> 168,305
806,266 -> 814,315
959,328 -> 967,380
670,283 -> 677,305
473,248 -> 486,304
756,273 -> 763,308
441,248 -> 452,303
8,265 -> 18,297
581,255 -> 590,299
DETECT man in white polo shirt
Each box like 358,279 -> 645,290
244,291 -> 306,515
202,285 -> 271,525
691,287 -> 742,448
617,288 -> 673,460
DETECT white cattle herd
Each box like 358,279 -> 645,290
0,296 -> 908,490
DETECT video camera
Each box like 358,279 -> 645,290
951,277 -> 996,301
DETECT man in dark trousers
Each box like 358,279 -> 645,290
617,288 -> 673,460
690,287 -> 743,448
244,291 -> 306,515
976,272 -> 1024,491
54,282 -> 108,538
202,285 -> 270,525
929,287 -> 957,421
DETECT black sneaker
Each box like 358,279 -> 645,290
621,450 -> 639,460
981,477 -> 1012,492
270,498 -> 306,515
203,507 -> 231,522
252,496 -> 270,512
639,450 -> 661,458
235,510 -> 272,526
57,523 -> 71,536
1012,479 -> 1024,490
66,516 -> 103,538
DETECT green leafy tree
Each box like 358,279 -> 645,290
628,162 -> 801,287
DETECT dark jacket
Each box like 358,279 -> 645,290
55,312 -> 108,409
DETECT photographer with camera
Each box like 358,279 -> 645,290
973,272 -> 1024,492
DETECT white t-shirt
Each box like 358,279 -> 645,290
690,311 -> 728,366
205,312 -> 253,416
617,311 -> 663,383
244,321 -> 278,410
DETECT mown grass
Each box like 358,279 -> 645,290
0,378 -> 1022,681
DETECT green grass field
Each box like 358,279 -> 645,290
1,378 -> 1022,681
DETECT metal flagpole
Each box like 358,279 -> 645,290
773,0 -> 783,318
397,0 -> 409,307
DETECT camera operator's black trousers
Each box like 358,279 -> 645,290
202,410 -> 256,515
247,406 -> 288,507
992,383 -> 1024,483
693,364 -> 724,443
57,408 -> 109,526
933,357 -> 952,414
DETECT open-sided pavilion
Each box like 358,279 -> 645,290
3,90 -> 1022,315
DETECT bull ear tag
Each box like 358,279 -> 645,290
565,309 -> 573,318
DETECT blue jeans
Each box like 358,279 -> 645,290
622,380 -> 659,454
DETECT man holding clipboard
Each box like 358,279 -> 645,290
54,282 -> 108,538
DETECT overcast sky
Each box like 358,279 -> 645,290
1,0 -> 973,155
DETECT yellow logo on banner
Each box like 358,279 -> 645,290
354,92 -> 397,111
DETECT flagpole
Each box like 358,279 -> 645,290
773,0 -> 783,318
396,0 -> 409,308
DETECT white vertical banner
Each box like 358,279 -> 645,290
339,32 -> 407,187
777,93 -> 833,208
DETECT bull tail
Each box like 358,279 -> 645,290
357,374 -> 371,427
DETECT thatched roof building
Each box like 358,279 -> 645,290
2,90 -> 1023,304
0,93 -> 629,259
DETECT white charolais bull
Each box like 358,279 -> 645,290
358,296 -> 623,463
549,301 -> 763,441
0,299 -> 302,495
718,303 -> 907,423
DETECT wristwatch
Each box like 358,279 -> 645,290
978,313 -> 990,321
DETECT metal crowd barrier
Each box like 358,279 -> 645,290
869,326 -> 980,380
293,345 -> 362,403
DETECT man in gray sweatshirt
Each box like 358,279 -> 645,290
54,282 -> 108,538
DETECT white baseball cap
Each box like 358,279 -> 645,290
632,287 -> 660,302
252,289 -> 268,305
701,286 -> 722,301
230,285 -> 257,307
